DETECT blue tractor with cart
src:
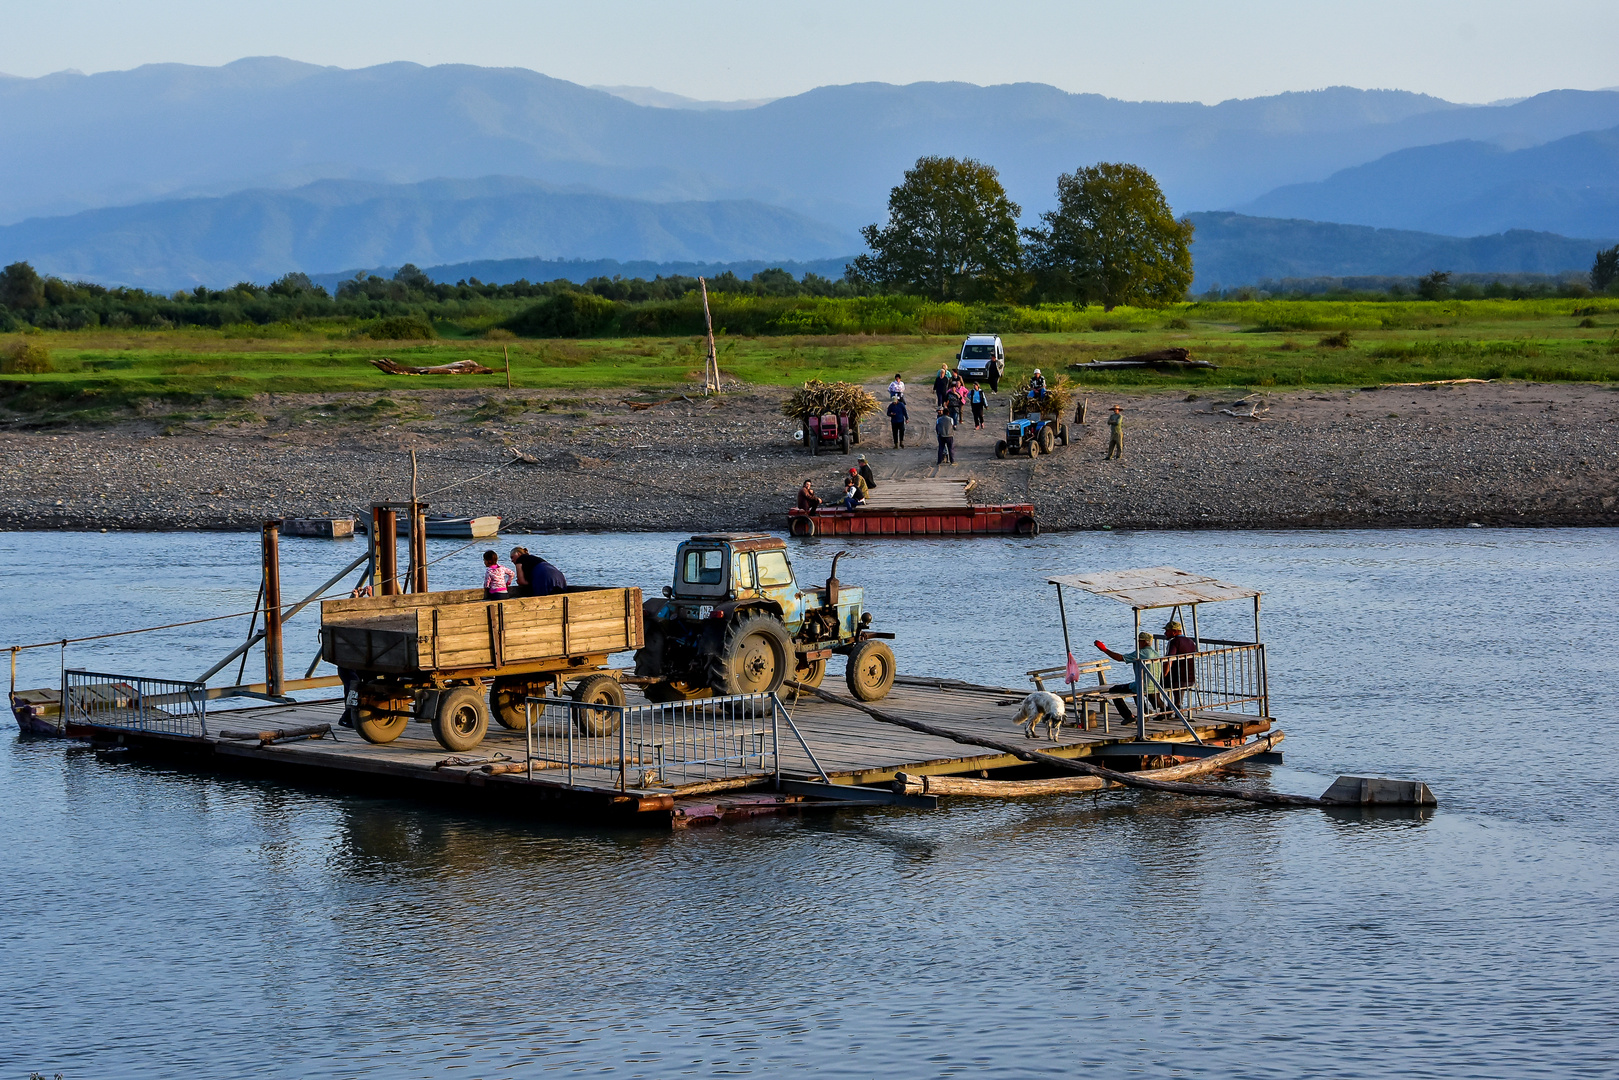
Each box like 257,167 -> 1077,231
995,387 -> 1069,459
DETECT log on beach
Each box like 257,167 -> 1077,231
892,731 -> 1286,797
370,357 -> 496,376
218,722 -> 331,746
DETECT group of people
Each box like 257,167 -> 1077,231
1093,618 -> 1198,724
481,546 -> 566,601
798,454 -> 878,512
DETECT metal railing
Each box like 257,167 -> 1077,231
62,669 -> 209,737
1163,642 -> 1268,719
523,691 -> 800,790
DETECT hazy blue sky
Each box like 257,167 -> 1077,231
1,0 -> 1614,104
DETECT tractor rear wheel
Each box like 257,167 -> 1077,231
1039,425 -> 1056,453
432,685 -> 490,752
839,430 -> 850,454
569,674 -> 625,736
809,426 -> 819,456
709,613 -> 791,696
845,640 -> 896,701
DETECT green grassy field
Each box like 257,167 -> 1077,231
3,298 -> 1616,422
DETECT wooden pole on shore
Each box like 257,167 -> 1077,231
261,521 -> 284,698
786,681 -> 1324,807
504,345 -> 512,390
699,277 -> 719,395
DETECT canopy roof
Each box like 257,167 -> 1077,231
1046,567 -> 1261,611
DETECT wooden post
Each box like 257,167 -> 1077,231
699,276 -> 719,395
377,508 -> 398,595
1077,395 -> 1089,425
504,345 -> 512,390
261,521 -> 284,698
411,502 -> 428,594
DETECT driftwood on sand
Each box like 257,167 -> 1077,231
370,358 -> 496,376
1070,347 -> 1218,371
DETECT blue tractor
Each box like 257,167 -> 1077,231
995,389 -> 1069,459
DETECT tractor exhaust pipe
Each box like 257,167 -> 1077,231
826,550 -> 848,608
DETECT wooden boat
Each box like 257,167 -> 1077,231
398,515 -> 502,539
10,689 -> 65,736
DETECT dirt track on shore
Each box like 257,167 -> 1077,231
0,381 -> 1615,534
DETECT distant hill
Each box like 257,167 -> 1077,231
308,255 -> 858,293
1238,126 -> 1619,236
6,57 -> 1619,232
0,176 -> 861,290
1189,212 -> 1616,290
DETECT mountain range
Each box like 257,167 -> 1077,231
1,58 -> 1617,290
0,177 -> 858,290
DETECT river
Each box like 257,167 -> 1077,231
2,528 -> 1616,1078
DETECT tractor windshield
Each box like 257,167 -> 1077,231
755,550 -> 793,587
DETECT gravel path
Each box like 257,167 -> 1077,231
0,382 -> 1614,533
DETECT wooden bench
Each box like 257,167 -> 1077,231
1027,660 -> 1122,733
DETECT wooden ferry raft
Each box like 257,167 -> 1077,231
789,479 -> 1039,537
61,676 -> 1273,830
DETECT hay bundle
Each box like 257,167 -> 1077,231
780,379 -> 880,420
1012,376 -> 1072,420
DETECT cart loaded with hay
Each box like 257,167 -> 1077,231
783,380 -> 880,455
996,377 -> 1073,459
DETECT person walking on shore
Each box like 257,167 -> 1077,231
933,365 -> 951,407
935,407 -> 957,465
968,383 -> 987,429
889,373 -> 906,399
886,395 -> 908,448
1106,404 -> 1125,460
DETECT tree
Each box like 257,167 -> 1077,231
1593,245 -> 1619,294
0,261 -> 45,310
1022,163 -> 1193,310
1417,270 -> 1452,300
851,156 -> 1023,301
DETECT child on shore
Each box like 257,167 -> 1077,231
483,550 -> 515,600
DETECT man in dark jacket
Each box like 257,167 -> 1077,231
933,365 -> 951,406
510,546 -> 567,597
886,396 -> 908,448
797,480 -> 822,512
935,408 -> 956,465
1161,619 -> 1198,710
856,455 -> 878,491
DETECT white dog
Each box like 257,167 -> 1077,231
1012,690 -> 1068,741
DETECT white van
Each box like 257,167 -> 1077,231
955,335 -> 1004,391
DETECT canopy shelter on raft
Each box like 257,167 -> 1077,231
1041,567 -> 1269,741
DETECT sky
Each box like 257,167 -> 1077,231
0,0 -> 1616,105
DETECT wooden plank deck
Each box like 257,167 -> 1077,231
861,479 -> 974,510
77,681 -> 1268,827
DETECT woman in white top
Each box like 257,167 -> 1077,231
888,373 -> 905,398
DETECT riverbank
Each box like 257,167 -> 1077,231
1,381 -> 1614,532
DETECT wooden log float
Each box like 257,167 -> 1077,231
217,722 -> 331,747
894,731 -> 1286,796
787,680 -> 1326,808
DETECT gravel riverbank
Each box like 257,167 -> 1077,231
0,381 -> 1614,533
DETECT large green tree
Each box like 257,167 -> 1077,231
0,261 -> 45,310
851,156 -> 1023,301
1592,244 -> 1619,294
1023,163 -> 1194,309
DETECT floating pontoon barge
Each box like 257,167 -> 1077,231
789,479 -> 1039,537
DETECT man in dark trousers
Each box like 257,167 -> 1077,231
933,365 -> 951,407
935,407 -> 956,465
967,383 -> 987,429
886,395 -> 908,448
1161,618 -> 1198,711
510,546 -> 567,596
797,479 -> 822,512
856,454 -> 878,491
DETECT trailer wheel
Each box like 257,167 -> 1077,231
994,440 -> 1008,459
490,675 -> 539,730
1058,424 -> 1070,446
709,612 -> 791,696
845,639 -> 896,701
432,685 -> 489,752
354,689 -> 410,744
569,674 -> 625,736
790,515 -> 816,537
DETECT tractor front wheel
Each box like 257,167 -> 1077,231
791,654 -> 828,689
994,440 -> 1009,459
1027,439 -> 1041,459
845,640 -> 896,701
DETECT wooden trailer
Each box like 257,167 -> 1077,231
321,586 -> 643,752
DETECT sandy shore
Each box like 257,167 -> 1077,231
0,381 -> 1614,533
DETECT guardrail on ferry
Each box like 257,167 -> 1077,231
523,691 -> 813,791
1144,641 -> 1268,721
62,669 -> 209,737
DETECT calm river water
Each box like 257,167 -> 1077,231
2,528 -> 1616,1079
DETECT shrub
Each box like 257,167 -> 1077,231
1318,330 -> 1353,348
365,315 -> 436,340
504,292 -> 619,338
0,340 -> 53,374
